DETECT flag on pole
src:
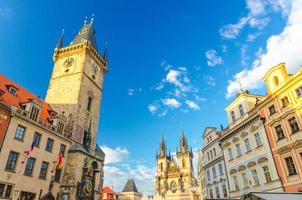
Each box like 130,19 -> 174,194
55,152 -> 63,171
22,136 -> 37,164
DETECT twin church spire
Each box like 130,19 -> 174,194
157,130 -> 192,159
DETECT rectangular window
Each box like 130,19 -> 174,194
242,173 -> 248,188
4,185 -> 12,198
219,163 -> 224,176
87,97 -> 92,111
215,187 -> 220,199
213,148 -> 216,157
5,151 -> 19,171
209,189 -> 213,199
207,152 -> 210,161
222,184 -> 227,197
244,138 -> 251,152
275,125 -> 285,140
295,86 -> 302,97
15,125 -> 26,140
0,184 -> 4,197
281,96 -> 289,107
269,105 -> 277,115
212,167 -> 217,178
233,176 -> 239,191
45,138 -> 54,152
0,184 -> 13,198
207,170 -> 211,181
29,105 -> 40,121
285,156 -> 297,176
24,157 -> 36,176
263,166 -> 272,183
33,132 -> 41,147
57,121 -> 64,134
288,117 -> 300,133
54,169 -> 62,182
254,133 -> 262,147
60,144 -> 66,157
228,148 -> 233,160
236,144 -> 242,156
251,169 -> 259,185
39,161 -> 49,179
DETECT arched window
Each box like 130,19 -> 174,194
239,104 -> 244,116
160,163 -> 163,171
231,111 -> 236,122
273,76 -> 279,86
182,159 -> 186,168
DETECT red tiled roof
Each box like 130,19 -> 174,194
101,187 -> 117,195
0,74 -> 53,122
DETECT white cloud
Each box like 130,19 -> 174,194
101,146 -> 156,195
148,103 -> 159,114
161,98 -> 181,108
219,17 -> 249,39
128,88 -> 142,96
100,146 -> 130,164
205,50 -> 223,66
185,100 -> 200,110
226,0 -> 302,98
219,0 -> 291,40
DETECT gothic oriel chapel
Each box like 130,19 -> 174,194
155,131 -> 199,200
45,18 -> 108,199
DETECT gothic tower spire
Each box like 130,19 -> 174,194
159,135 -> 167,157
179,129 -> 189,153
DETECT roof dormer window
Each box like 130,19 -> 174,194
8,85 -> 18,96
273,76 -> 279,86
29,105 -> 40,121
57,121 -> 65,134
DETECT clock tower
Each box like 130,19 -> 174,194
45,18 -> 108,199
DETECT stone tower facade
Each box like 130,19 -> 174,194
155,131 -> 199,200
45,19 -> 108,200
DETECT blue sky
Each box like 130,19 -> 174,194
1,0 -> 302,195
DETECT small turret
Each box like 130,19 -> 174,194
179,130 -> 189,153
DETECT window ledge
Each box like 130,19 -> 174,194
246,150 -> 252,154
255,144 -> 263,149
236,154 -> 242,158
4,169 -> 16,173
277,137 -> 286,142
39,177 -> 47,180
23,173 -> 33,177
14,137 -> 24,142
291,130 -> 300,134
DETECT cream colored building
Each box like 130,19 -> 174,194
155,131 -> 199,200
220,90 -> 283,198
0,18 -> 108,200
118,179 -> 142,200
201,127 -> 229,199
197,149 -> 205,200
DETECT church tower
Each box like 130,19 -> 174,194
45,18 -> 108,200
155,132 -> 199,200
45,18 -> 108,149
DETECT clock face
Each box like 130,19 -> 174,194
63,58 -> 74,69
91,63 -> 98,76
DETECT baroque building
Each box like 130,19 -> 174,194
0,18 -> 107,200
220,90 -> 283,198
155,131 -> 199,200
201,127 -> 229,199
257,63 -> 302,192
197,149 -> 205,200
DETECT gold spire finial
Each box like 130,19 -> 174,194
90,13 -> 95,25
84,16 -> 88,25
